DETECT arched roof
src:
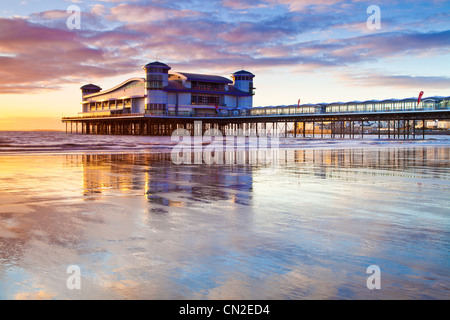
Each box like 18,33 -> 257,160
143,61 -> 171,69
80,83 -> 102,90
83,78 -> 145,97
232,70 -> 255,77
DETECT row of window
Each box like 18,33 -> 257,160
82,89 -> 100,94
125,82 -> 144,89
146,103 -> 166,110
148,75 -> 163,81
249,100 -> 447,116
146,68 -> 168,73
191,94 -> 220,106
234,76 -> 253,81
146,80 -> 164,90
252,107 -> 317,115
325,101 -> 437,113
88,99 -> 131,111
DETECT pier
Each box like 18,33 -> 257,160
62,108 -> 450,139
65,60 -> 450,139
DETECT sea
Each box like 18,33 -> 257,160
0,131 -> 449,300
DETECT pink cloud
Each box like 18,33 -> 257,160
0,17 -> 137,93
1,1 -> 448,95
108,3 -> 202,24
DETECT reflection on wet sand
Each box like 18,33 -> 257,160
75,153 -> 254,207
75,147 -> 449,201
0,146 -> 449,299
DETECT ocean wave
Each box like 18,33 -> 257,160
0,131 -> 449,155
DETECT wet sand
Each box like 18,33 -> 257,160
0,146 -> 449,299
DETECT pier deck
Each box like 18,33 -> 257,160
62,109 -> 450,139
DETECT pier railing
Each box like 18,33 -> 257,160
63,113 -> 145,120
62,107 -> 450,121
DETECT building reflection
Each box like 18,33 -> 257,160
69,153 -> 255,207
281,147 -> 449,181
67,146 -> 448,205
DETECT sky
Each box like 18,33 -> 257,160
0,0 -> 449,130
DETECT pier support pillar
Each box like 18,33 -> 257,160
422,119 -> 426,139
361,121 -> 364,139
388,120 -> 390,139
378,120 -> 381,139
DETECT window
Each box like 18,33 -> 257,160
148,67 -> 168,73
191,94 -> 219,105
249,81 -> 254,94
125,82 -> 144,89
234,76 -> 252,81
146,75 -> 163,90
148,75 -> 163,81
147,103 -> 166,110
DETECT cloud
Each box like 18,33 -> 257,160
0,17 -> 139,94
91,4 -> 107,16
221,0 -> 344,12
272,0 -> 343,12
287,30 -> 450,66
340,73 -> 450,90
221,0 -> 268,10
108,3 -> 203,23
1,1 -> 449,94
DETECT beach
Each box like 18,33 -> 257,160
0,132 -> 449,299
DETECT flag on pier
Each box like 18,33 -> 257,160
417,91 -> 424,107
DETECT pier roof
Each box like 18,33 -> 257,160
83,78 -> 145,98
171,72 -> 233,84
